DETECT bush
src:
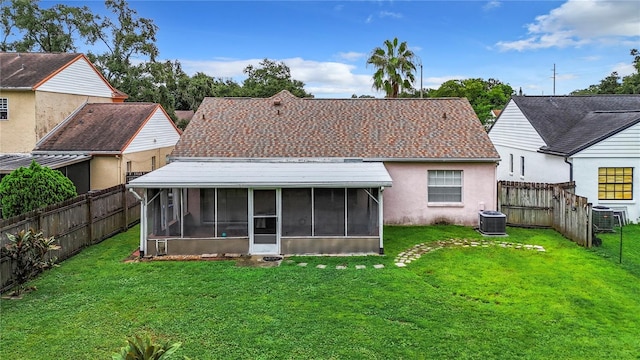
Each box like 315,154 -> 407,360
112,335 -> 184,360
0,160 -> 77,218
1,228 -> 60,296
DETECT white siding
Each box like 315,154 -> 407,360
123,108 -> 180,154
489,101 -> 565,182
488,101 -> 547,151
36,57 -> 114,98
573,122 -> 640,158
573,157 -> 639,223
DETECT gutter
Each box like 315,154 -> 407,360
564,157 -> 573,182
168,156 -> 502,163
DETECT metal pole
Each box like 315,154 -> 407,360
420,63 -> 423,98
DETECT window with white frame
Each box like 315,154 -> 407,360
428,170 -> 462,203
520,156 -> 525,177
0,98 -> 7,120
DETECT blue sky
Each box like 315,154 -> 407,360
55,0 -> 639,98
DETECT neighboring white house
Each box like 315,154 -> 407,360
489,95 -> 640,223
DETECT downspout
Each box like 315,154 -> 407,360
564,157 -> 573,182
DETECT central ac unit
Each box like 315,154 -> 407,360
592,206 -> 614,232
479,210 -> 507,235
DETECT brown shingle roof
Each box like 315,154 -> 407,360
36,103 -> 159,153
173,90 -> 499,160
0,52 -> 83,88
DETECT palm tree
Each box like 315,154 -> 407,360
366,38 -> 417,98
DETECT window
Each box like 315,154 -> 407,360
0,98 -> 7,119
151,156 -> 156,170
428,170 -> 462,203
598,167 -> 633,200
509,154 -> 514,174
520,156 -> 525,177
126,161 -> 132,173
282,188 -> 312,236
314,188 -> 345,236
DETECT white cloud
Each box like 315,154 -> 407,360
379,11 -> 402,19
496,0 -> 640,51
337,51 -> 366,62
483,1 -> 501,11
612,62 -> 636,77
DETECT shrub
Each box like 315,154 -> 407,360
112,334 -> 184,360
0,160 -> 77,218
1,228 -> 60,296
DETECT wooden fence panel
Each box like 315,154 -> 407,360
0,185 -> 140,292
498,181 -> 591,247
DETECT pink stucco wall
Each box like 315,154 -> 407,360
383,162 -> 497,226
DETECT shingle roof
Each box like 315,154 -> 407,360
0,52 -> 82,89
173,90 -> 499,160
511,95 -> 640,150
0,153 -> 91,174
542,110 -> 640,155
35,103 -> 159,153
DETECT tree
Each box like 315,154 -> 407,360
1,0 -> 97,52
0,161 -> 77,218
366,38 -> 417,98
428,78 -> 514,123
241,59 -> 312,98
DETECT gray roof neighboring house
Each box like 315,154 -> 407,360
511,95 -> 640,155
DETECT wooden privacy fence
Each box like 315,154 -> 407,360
498,181 -> 592,247
0,184 -> 140,292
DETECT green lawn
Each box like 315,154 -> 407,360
1,224 -> 639,359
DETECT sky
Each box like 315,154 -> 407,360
53,0 -> 640,98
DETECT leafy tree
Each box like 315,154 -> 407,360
0,161 -> 77,218
366,38 -> 417,98
1,228 -> 60,297
0,0 -> 97,52
428,78 -> 514,123
241,59 -> 311,98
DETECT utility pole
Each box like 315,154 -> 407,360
552,64 -> 556,95
420,62 -> 423,98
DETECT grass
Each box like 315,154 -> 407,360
1,224 -> 639,359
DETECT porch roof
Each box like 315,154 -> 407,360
127,161 -> 393,188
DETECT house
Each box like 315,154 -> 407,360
0,52 -> 126,153
34,102 -> 181,190
128,90 -> 499,257
488,95 -> 640,223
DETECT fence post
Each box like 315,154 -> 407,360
86,193 -> 93,244
122,185 -> 128,231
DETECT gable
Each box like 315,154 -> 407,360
35,56 -> 115,98
123,107 -> 181,154
173,91 -> 499,161
488,100 -> 546,151
573,121 -> 640,158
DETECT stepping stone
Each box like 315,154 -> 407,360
374,264 -> 384,269
336,265 -> 347,270
356,265 -> 366,270
316,264 -> 327,269
298,263 -> 308,267
395,263 -> 406,267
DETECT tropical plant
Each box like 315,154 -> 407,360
112,334 -> 184,360
0,160 -> 77,218
1,228 -> 60,296
366,37 -> 417,98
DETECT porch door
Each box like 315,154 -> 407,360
252,189 -> 279,254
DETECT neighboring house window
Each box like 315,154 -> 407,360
151,156 -> 156,170
428,170 -> 462,202
0,98 -> 7,119
598,167 -> 633,200
509,154 -> 514,174
520,156 -> 525,177
126,161 -> 132,173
